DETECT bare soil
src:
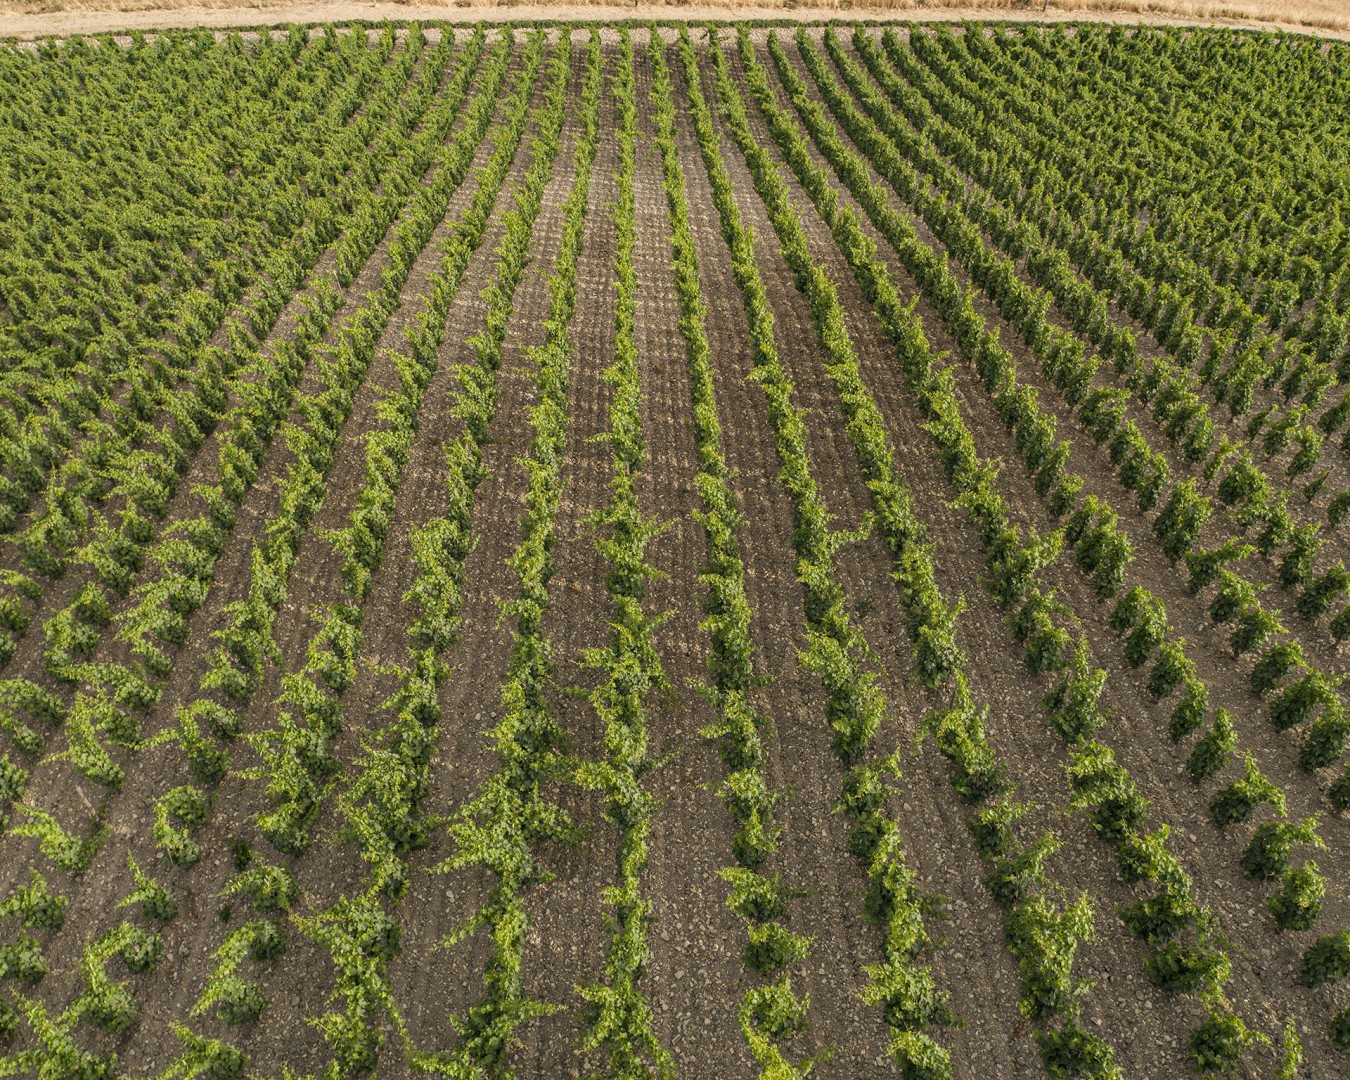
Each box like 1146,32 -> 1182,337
4,0 -> 1350,42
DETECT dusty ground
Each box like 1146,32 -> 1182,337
4,0 -> 1350,40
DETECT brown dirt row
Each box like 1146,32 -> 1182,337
733,25 -> 1348,1072
598,33 -> 751,1074
499,35 -> 646,1074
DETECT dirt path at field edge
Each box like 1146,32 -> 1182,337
4,2 -> 1350,43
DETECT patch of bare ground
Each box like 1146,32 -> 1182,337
735,26 -> 1347,1073
599,29 -> 750,1075
4,0 -> 1350,42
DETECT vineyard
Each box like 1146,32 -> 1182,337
0,17 -> 1348,1079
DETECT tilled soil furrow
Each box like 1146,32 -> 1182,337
610,28 -> 747,1076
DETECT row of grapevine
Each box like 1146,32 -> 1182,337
47,29 -> 467,680
881,29 -> 1350,799
0,29 -> 443,753
299,27 -> 606,1079
934,26 -> 1338,406
647,29 -> 818,1078
245,27 -> 506,864
729,27 -> 1267,1071
713,29 -> 1136,1076
0,31 -> 517,1071
0,29 -> 409,671
0,29 -> 498,877
832,24 -> 1335,695
683,27 -> 964,1076
832,23 -> 1350,1069
776,26 -> 1341,916
894,27 -> 1350,553
366,29 -> 592,1078
0,31 -> 267,375
0,839 -> 232,1075
173,29 -> 550,1077
855,25 -> 1350,805
0,28 -> 353,377
2,21 -> 1345,1077
570,30 -> 675,1077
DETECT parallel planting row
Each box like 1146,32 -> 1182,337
0,19 -> 1347,1080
